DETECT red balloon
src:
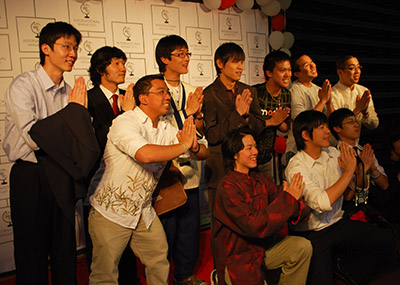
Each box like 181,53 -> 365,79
274,136 -> 287,154
271,14 -> 285,32
220,0 -> 236,9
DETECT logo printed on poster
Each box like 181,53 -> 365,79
255,65 -> 260,76
2,210 -> 11,227
80,2 -> 91,18
226,17 -> 232,30
161,10 -> 169,24
83,40 -> 93,56
123,26 -> 132,41
254,36 -> 259,49
195,31 -> 202,44
30,22 -> 41,38
126,62 -> 134,76
197,63 -> 204,76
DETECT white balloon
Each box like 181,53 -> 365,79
269,31 -> 284,50
283,32 -> 295,49
203,0 -> 221,10
256,0 -> 273,6
280,48 -> 291,57
278,0 -> 292,10
236,0 -> 254,11
199,3 -> 211,13
261,0 -> 281,17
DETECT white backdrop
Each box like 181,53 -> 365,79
0,0 -> 270,273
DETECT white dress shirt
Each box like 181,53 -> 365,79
331,82 -> 379,129
285,147 -> 344,231
3,65 -> 70,163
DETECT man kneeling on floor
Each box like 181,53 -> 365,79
213,127 -> 312,285
285,110 -> 395,285
88,74 -> 208,285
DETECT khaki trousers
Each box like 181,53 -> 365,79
88,209 -> 169,285
225,236 -> 312,285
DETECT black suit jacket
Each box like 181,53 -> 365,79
88,85 -> 125,154
29,103 -> 100,225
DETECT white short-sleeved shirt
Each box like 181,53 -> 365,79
89,107 -> 183,229
285,147 -> 344,231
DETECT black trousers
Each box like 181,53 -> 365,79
160,188 -> 201,281
10,160 -> 76,285
297,218 -> 396,285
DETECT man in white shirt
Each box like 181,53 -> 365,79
285,54 -> 334,162
88,74 -> 208,285
285,110 -> 395,285
331,55 -> 379,130
328,108 -> 389,215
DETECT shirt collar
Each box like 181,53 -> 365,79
215,77 -> 237,93
100,84 -> 119,100
135,107 -> 169,129
298,148 -> 332,168
37,65 -> 66,92
337,140 -> 362,152
336,81 -> 353,91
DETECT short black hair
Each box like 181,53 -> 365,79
335,55 -> 355,70
214,42 -> 245,75
263,50 -> 290,76
133,74 -> 165,106
290,53 -> 306,74
155,35 -> 188,73
293,110 -> 328,151
222,127 -> 256,171
328,108 -> 355,140
39,21 -> 82,65
88,46 -> 127,86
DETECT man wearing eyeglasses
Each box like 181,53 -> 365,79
331,55 -> 379,130
328,108 -> 389,216
88,74 -> 208,284
86,46 -> 138,284
3,22 -> 100,284
155,35 -> 209,285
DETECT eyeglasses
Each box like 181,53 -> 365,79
343,65 -> 363,72
53,43 -> 79,53
147,90 -> 171,96
342,119 -> 358,125
170,52 -> 192,58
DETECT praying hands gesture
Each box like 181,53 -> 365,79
185,87 -> 204,117
177,117 -> 196,151
359,144 -> 374,172
235,89 -> 252,116
354,90 -> 371,116
284,172 -> 305,200
338,142 -> 357,174
68,77 -> 87,108
120,83 -> 136,111
318,79 -> 332,104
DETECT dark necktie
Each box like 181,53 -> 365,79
112,94 -> 119,116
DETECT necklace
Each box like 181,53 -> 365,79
165,78 -> 180,82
